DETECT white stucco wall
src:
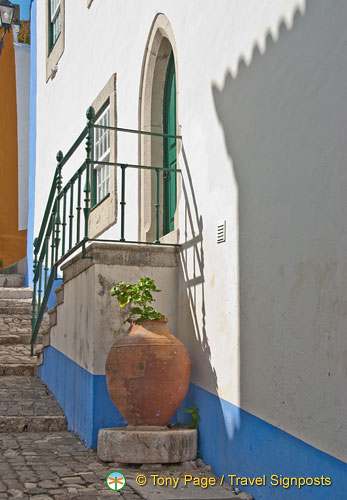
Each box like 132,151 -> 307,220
14,40 -> 30,230
50,244 -> 178,376
35,0 -> 347,462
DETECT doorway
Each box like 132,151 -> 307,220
163,52 -> 177,235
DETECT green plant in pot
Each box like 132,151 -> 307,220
109,277 -> 165,323
105,277 -> 191,427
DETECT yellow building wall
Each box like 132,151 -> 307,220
0,29 -> 27,269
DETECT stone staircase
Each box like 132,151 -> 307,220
0,273 -> 66,433
0,273 -> 45,349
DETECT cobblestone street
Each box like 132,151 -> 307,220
0,376 -> 66,433
0,431 -> 142,499
0,431 -> 253,500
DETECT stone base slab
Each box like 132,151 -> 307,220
97,426 -> 197,463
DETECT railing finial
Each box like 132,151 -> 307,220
56,150 -> 63,163
86,106 -> 95,123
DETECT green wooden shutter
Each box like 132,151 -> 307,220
163,53 -> 177,235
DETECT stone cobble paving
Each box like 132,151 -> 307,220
0,378 -> 64,418
0,376 -> 66,433
0,432 -> 142,499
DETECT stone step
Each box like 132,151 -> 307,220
0,363 -> 37,376
0,287 -> 32,299
0,312 -> 49,336
0,332 -> 43,345
0,416 -> 67,433
19,332 -> 43,345
0,317 -> 33,335
0,274 -> 25,287
0,297 -> 32,314
0,344 -> 39,376
0,334 -> 21,345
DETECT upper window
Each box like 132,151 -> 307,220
46,0 -> 65,81
94,105 -> 111,204
88,73 -> 117,239
50,0 -> 61,49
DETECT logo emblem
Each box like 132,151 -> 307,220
106,471 -> 126,491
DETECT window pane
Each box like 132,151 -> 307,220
52,10 -> 61,44
94,105 -> 111,203
51,0 -> 61,23
94,105 -> 111,162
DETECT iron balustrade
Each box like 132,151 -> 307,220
30,107 -> 182,354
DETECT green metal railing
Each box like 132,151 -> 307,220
30,107 -> 182,354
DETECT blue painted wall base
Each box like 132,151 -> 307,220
176,384 -> 345,500
38,346 -> 126,449
38,347 -> 345,499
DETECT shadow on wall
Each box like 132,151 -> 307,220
211,0 -> 346,497
175,143 -> 242,469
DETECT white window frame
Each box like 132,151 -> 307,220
88,74 -> 117,239
94,105 -> 111,204
50,0 -> 61,47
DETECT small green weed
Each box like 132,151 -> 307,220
183,404 -> 201,429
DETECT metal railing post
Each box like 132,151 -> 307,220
76,173 -> 82,244
54,151 -> 63,276
56,150 -> 63,192
30,241 -> 38,356
83,106 -> 95,257
120,164 -> 127,242
155,168 -> 160,243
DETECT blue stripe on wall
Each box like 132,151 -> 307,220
38,346 -> 126,449
38,345 -> 345,499
176,384 -> 345,500
25,0 -> 36,287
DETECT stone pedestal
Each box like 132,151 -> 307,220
97,426 -> 197,464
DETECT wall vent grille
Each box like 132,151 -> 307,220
217,220 -> 226,244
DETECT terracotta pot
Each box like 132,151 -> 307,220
105,318 -> 191,426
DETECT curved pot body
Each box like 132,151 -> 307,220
105,319 -> 191,426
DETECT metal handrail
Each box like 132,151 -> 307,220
30,106 -> 181,354
93,124 -> 182,140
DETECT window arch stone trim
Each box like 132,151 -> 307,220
138,13 -> 181,244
